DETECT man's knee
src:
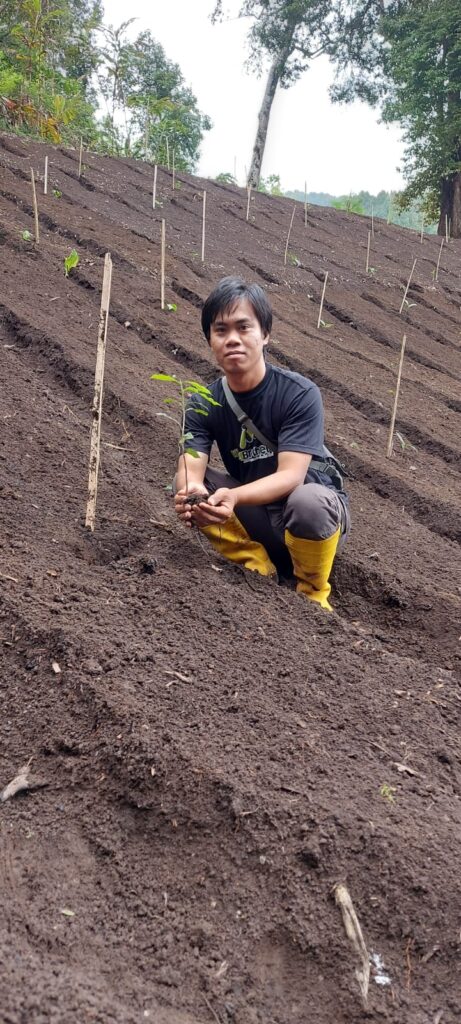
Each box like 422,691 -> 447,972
284,483 -> 344,540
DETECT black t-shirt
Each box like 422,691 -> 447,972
185,363 -> 338,489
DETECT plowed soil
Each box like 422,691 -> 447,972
1,135 -> 460,1024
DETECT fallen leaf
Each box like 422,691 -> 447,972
60,908 -> 75,918
1,762 -> 31,802
394,762 -> 417,776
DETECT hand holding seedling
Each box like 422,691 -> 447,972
175,483 -> 209,527
188,487 -> 236,527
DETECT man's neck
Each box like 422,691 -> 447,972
225,360 -> 267,393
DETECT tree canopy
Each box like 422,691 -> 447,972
0,2 -> 211,169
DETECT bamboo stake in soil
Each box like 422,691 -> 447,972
153,165 -> 157,209
246,184 -> 251,222
335,884 -> 370,1008
78,137 -> 83,178
445,214 -> 449,243
166,137 -> 170,170
399,258 -> 417,314
160,218 -> 166,310
172,149 -> 175,191
435,237 -> 444,281
371,204 -> 374,238
283,205 -> 296,266
44,155 -> 48,195
365,230 -> 371,274
420,216 -> 424,242
304,180 -> 307,227
317,271 -> 329,329
30,168 -> 39,243
201,190 -> 206,263
85,253 -> 113,531
386,333 -> 406,459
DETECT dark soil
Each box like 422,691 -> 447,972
1,134 -> 460,1024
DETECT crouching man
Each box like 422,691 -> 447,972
174,277 -> 350,610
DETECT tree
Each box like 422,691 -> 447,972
331,194 -> 365,214
331,1 -> 461,236
98,27 -> 211,168
212,1 -> 336,187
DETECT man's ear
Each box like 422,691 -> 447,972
262,333 -> 269,347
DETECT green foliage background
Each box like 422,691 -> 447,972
0,1 -> 211,169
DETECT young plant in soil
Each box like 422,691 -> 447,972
151,373 -> 218,501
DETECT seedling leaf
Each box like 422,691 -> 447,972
151,373 -> 177,382
64,249 -> 79,276
22,230 -> 32,241
166,302 -> 177,312
184,447 -> 200,458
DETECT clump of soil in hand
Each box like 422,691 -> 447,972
186,492 -> 209,507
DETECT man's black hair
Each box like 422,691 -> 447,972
201,276 -> 272,342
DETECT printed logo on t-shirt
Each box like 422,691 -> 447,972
230,443 -> 273,464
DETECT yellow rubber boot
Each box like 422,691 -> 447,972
285,527 -> 341,610
201,515 -> 276,576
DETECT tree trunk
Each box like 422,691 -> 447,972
248,35 -> 295,188
438,170 -> 461,238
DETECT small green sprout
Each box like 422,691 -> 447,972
403,298 -> 416,309
319,319 -> 333,329
395,432 -> 417,453
151,373 -> 220,497
22,230 -> 32,241
380,783 -> 396,804
166,302 -> 177,312
53,189 -> 62,198
64,249 -> 79,276
288,252 -> 300,267
367,266 -> 376,275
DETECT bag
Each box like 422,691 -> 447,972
221,376 -> 347,491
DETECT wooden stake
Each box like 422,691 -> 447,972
317,271 -> 329,329
78,137 -> 83,179
85,253 -> 113,531
371,204 -> 374,238
44,155 -> 48,195
435,237 -> 444,281
420,216 -> 424,242
246,184 -> 251,222
445,213 -> 449,243
365,230 -> 371,274
160,219 -> 166,310
304,180 -> 307,227
172,148 -> 175,191
153,165 -> 157,209
399,258 -> 417,314
201,190 -> 206,263
386,334 -> 406,459
283,205 -> 296,266
30,168 -> 39,244
166,137 -> 170,171
335,884 -> 370,1008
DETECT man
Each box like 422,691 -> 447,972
174,277 -> 350,610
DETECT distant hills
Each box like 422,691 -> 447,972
285,189 -> 437,233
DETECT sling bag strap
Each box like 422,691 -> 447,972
220,376 -> 346,490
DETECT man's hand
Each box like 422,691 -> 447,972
174,482 -> 209,528
190,487 -> 236,527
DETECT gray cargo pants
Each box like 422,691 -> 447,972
202,467 -> 350,579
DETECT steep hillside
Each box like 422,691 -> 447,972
0,134 -> 460,1024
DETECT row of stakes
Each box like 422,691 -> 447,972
23,150 -> 451,528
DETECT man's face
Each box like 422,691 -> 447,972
208,298 -> 268,376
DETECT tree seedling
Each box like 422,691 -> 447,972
21,230 -> 32,241
287,252 -> 300,267
64,249 -> 79,276
53,189 -> 62,198
151,373 -> 219,498
166,302 -> 177,312
380,783 -> 396,804
319,319 -> 333,329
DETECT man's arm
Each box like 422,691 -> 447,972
192,452 -> 311,526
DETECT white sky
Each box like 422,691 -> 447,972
102,0 -> 404,195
